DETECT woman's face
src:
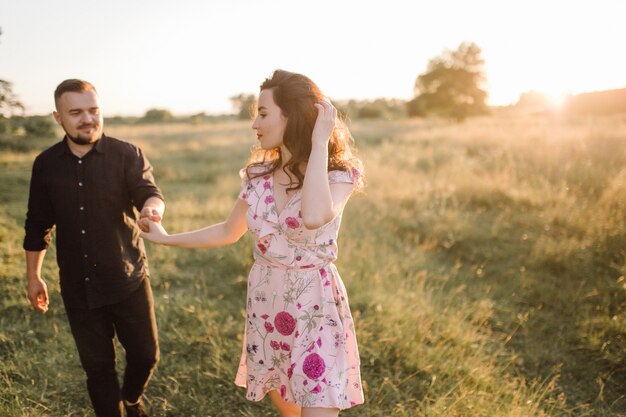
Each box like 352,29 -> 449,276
252,89 -> 287,151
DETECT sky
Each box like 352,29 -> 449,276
1,0 -> 625,117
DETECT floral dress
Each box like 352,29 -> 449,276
234,166 -> 365,409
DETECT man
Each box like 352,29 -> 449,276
24,79 -> 164,417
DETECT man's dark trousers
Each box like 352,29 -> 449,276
64,278 -> 159,417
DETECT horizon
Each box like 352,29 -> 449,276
101,87 -> 626,119
2,0 -> 625,117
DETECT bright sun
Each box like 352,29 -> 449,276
541,89 -> 570,108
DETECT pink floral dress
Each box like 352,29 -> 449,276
234,166 -> 365,409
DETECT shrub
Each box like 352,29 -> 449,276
22,115 -> 55,137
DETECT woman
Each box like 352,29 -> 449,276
141,70 -> 364,417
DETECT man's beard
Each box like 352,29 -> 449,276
62,122 -> 101,145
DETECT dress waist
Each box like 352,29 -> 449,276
252,251 -> 331,271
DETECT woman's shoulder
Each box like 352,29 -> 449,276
240,162 -> 273,180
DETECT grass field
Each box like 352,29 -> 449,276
1,113 -> 625,416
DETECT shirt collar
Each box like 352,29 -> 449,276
94,134 -> 107,153
57,134 -> 107,157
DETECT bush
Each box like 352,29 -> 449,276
141,108 -> 174,122
358,104 -> 384,119
22,115 -> 55,137
340,98 -> 407,120
0,116 -> 11,136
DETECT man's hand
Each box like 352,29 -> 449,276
138,207 -> 162,232
138,197 -> 165,232
28,277 -> 49,313
137,206 -> 162,232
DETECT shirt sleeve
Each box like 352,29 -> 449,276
238,168 -> 251,201
328,167 -> 364,191
23,156 -> 55,251
125,144 -> 164,211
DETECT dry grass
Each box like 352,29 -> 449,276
1,113 -> 624,416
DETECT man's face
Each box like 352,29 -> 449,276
53,90 -> 103,145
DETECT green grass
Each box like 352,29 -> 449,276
0,114 -> 624,416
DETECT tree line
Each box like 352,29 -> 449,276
3,31 -> 624,135
0,31 -> 490,135
229,42 -> 489,123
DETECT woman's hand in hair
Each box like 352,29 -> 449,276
311,100 -> 336,148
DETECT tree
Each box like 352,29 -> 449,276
141,108 -> 173,122
229,93 -> 256,120
0,29 -> 25,117
0,80 -> 24,117
336,98 -> 406,120
409,42 -> 488,121
22,115 -> 56,136
0,28 -> 26,136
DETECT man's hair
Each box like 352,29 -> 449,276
54,79 -> 97,110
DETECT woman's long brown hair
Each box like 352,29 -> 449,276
245,69 -> 363,191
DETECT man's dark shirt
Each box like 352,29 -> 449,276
24,134 -> 164,309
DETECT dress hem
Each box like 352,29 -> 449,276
233,381 -> 365,410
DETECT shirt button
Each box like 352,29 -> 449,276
78,160 -> 83,164
84,277 -> 90,281
81,230 -> 86,234
78,182 -> 83,186
84,254 -> 88,258
80,206 -> 85,211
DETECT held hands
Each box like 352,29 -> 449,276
139,220 -> 170,245
138,207 -> 162,232
311,100 -> 337,148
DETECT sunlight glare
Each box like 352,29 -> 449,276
542,89 -> 570,109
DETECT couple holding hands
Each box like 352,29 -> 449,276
24,70 -> 365,417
